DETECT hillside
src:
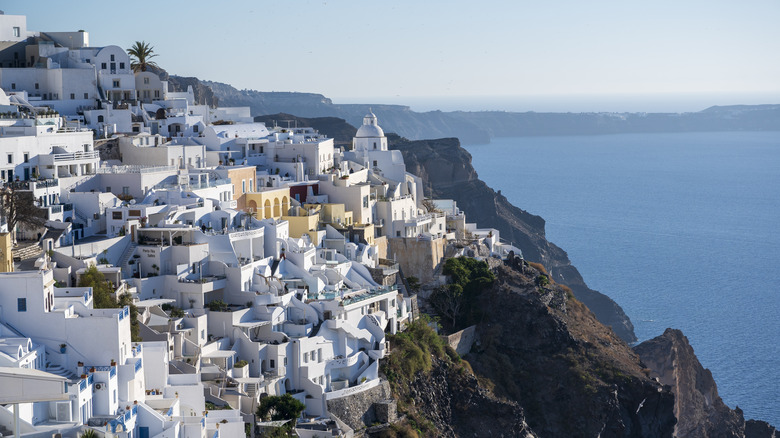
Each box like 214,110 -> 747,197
382,259 -> 675,437
192,77 -> 780,144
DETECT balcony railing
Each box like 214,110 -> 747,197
52,151 -> 99,162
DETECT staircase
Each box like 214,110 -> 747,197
119,242 -> 138,276
45,363 -> 79,381
72,208 -> 91,225
12,242 -> 42,261
245,382 -> 258,398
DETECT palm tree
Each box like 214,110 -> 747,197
127,41 -> 159,73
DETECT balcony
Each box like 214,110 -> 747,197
52,151 -> 99,162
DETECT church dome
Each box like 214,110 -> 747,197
356,124 -> 384,138
355,111 -> 385,138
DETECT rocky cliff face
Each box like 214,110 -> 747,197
464,261 -> 676,437
401,357 -> 536,437
635,329 -> 777,438
391,135 -> 637,342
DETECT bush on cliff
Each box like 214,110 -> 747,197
430,257 -> 494,330
383,317 -> 446,384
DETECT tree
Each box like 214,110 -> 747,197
430,257 -> 496,330
405,276 -> 421,294
78,265 -> 116,308
256,394 -> 305,428
127,41 -> 159,73
0,185 -> 47,243
430,283 -> 464,328
78,266 -> 141,341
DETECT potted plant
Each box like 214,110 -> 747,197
110,359 -> 116,366
60,344 -> 67,353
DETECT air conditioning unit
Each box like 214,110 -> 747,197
94,383 -> 103,390
55,401 -> 71,422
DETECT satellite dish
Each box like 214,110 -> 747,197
129,200 -> 136,204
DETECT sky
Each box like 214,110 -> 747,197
8,1 -> 780,112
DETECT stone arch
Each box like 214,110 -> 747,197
248,200 -> 257,215
264,199 -> 272,219
273,198 -> 280,218
281,196 -> 289,216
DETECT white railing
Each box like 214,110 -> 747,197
53,151 -> 99,162
97,164 -> 177,174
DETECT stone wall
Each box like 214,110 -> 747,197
327,380 -> 395,432
387,237 -> 446,283
442,325 -> 477,356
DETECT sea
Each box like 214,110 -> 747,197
463,131 -> 780,426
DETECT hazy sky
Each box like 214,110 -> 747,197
9,1 -> 780,111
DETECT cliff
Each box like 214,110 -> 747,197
383,260 -> 676,437
391,135 -> 638,342
634,329 -> 777,438
468,260 -> 676,436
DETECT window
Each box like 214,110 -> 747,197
242,181 -> 246,193
84,92 -> 89,99
363,196 -> 369,208
396,231 -> 401,237
270,359 -> 275,369
97,115 -> 104,123
101,63 -> 106,69
17,298 -> 26,312
193,125 -> 198,133
106,186 -> 111,192
119,62 -> 125,69
303,352 -> 308,363
23,153 -> 28,163
373,142 -> 377,149
201,330 -> 205,339
86,58 -> 90,64
35,83 -> 39,90
122,187 -> 129,195
70,93 -> 75,100
154,90 -> 160,98
112,212 -> 122,220
284,357 -> 287,366
110,54 -> 115,61
12,27 -> 20,38
373,160 -> 378,167
143,77 -> 149,85
11,83 -> 15,90
113,80 -> 120,88
7,154 -> 12,164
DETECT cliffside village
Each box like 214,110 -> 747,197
0,13 -> 522,438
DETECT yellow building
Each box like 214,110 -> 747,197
245,188 -> 291,220
313,203 -> 353,228
282,208 -> 321,239
221,165 -> 257,211
0,233 -> 12,272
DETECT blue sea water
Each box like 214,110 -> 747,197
464,131 -> 780,426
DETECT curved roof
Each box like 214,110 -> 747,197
212,122 -> 269,139
355,112 -> 384,138
356,124 -> 384,138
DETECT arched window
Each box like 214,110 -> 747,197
97,115 -> 104,123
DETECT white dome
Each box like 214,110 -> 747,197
355,111 -> 384,138
356,124 -> 384,138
